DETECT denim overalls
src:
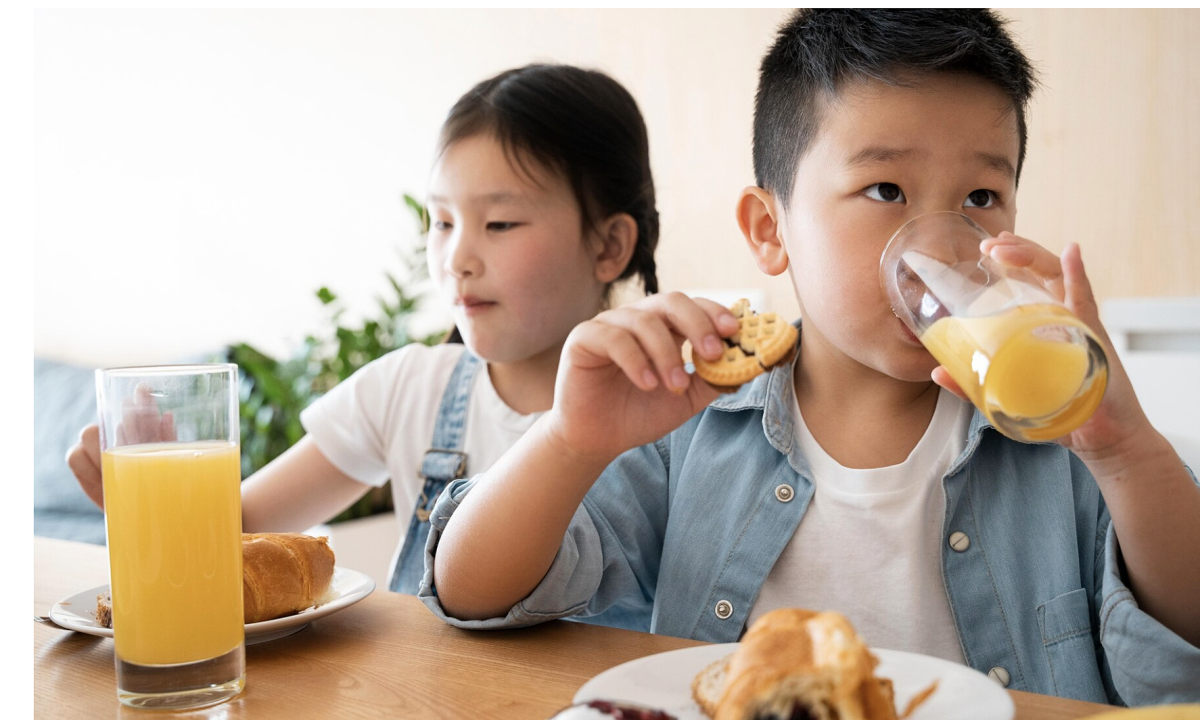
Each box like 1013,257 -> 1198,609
389,350 -> 482,594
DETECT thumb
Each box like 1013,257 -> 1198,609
1061,243 -> 1103,334
932,366 -> 971,403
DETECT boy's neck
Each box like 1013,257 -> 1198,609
486,342 -> 562,416
794,323 -> 941,469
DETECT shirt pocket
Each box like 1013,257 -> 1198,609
1037,587 -> 1106,702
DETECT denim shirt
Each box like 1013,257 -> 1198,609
419,339 -> 1200,707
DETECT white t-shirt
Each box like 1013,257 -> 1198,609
747,388 -> 973,664
299,342 -> 542,544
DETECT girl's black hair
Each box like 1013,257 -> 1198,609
438,64 -> 660,344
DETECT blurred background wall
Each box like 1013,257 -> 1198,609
36,9 -> 1199,364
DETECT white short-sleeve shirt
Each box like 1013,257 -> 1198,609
747,388 -> 973,663
299,343 -> 542,542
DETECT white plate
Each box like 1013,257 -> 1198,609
49,566 -> 376,645
575,643 -> 1014,720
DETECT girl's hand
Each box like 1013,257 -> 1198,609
65,384 -> 177,510
931,233 -> 1153,461
544,292 -> 740,464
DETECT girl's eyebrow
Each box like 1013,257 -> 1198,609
428,192 -> 526,205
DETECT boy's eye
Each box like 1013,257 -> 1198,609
864,183 -> 905,203
432,220 -> 452,231
487,222 -> 522,232
964,189 -> 995,208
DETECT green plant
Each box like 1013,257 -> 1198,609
226,195 -> 444,522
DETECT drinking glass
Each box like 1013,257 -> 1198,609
880,211 -> 1108,442
95,364 -> 245,710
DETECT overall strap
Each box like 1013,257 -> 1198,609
390,349 -> 482,594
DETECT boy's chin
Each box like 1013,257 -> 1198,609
874,349 -> 940,384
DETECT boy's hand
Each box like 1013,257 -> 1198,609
931,233 -> 1153,461
544,292 -> 740,465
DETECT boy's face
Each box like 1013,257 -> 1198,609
781,72 -> 1021,383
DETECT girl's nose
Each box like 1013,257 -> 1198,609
444,228 -> 483,280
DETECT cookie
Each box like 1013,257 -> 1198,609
692,298 -> 798,391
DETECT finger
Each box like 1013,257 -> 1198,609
66,439 -> 105,509
652,292 -> 729,361
161,411 -> 177,442
688,296 -> 742,334
981,233 -> 1065,300
569,322 -> 660,392
605,308 -> 692,393
80,424 -> 102,469
931,366 -> 971,404
1060,243 -> 1101,326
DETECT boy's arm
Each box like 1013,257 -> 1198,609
938,238 -> 1200,647
432,293 -> 737,621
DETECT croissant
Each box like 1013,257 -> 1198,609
242,532 -> 336,623
96,532 -> 337,627
693,608 -> 933,720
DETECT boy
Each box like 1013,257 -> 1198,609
421,10 -> 1200,706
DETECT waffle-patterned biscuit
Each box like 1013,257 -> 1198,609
693,299 -> 798,391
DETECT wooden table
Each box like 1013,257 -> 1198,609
34,536 -> 1119,719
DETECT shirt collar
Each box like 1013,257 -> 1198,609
705,317 -> 1013,473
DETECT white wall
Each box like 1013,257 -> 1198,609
35,10 -> 1200,370
35,9 -> 789,366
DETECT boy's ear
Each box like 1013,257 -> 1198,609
594,212 -> 639,284
737,187 -> 788,276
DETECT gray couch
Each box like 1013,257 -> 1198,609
34,357 -> 107,544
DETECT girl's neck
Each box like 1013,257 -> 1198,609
794,323 -> 941,469
485,342 -> 563,415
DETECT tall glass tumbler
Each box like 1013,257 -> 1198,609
880,211 -> 1108,442
95,365 -> 245,710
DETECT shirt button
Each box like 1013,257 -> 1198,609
774,484 -> 794,503
948,531 -> 971,552
714,600 -> 734,620
988,666 -> 1011,687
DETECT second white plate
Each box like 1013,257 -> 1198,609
574,643 -> 1014,720
49,566 -> 376,645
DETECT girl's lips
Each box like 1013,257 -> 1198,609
456,297 -> 497,317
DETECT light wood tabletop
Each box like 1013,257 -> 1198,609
34,536 -> 1120,719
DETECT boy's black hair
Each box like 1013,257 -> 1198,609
755,9 -> 1038,206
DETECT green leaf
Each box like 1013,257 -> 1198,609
316,287 -> 337,305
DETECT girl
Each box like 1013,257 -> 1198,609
65,63 -> 662,594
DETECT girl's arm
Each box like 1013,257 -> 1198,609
67,426 -> 371,532
239,436 -> 372,532
434,293 -> 738,621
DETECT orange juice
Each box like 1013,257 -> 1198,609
102,441 -> 243,666
920,303 -> 1107,441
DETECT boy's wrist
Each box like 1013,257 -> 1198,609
1075,423 -> 1181,486
536,412 -> 621,479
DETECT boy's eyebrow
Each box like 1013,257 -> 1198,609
974,152 -> 1017,181
845,147 -> 1016,181
845,146 -> 916,168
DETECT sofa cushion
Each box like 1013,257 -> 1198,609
33,357 -> 106,544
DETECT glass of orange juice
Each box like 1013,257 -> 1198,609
880,212 -> 1108,442
95,365 -> 244,710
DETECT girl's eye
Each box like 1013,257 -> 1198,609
487,222 -> 521,232
432,220 -> 452,231
964,189 -> 996,208
865,183 -> 905,203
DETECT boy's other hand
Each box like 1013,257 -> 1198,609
545,292 -> 739,464
931,234 -> 1154,460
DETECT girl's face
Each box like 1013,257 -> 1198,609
426,134 -> 607,363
